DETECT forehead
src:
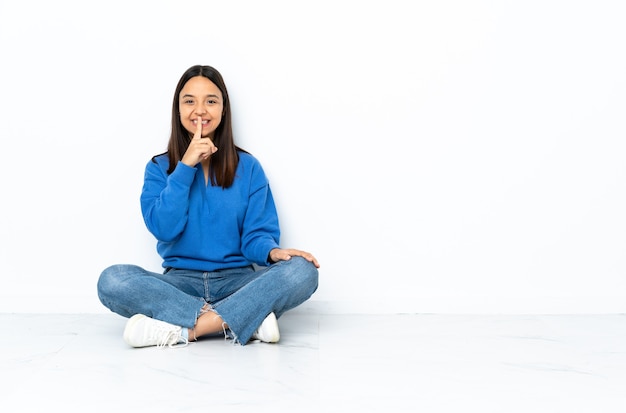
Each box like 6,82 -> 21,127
180,76 -> 222,98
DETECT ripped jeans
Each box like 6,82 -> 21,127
97,256 -> 319,345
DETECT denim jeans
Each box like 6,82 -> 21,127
97,256 -> 318,345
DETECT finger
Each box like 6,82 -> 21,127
288,249 -> 320,268
194,116 -> 202,140
302,252 -> 320,268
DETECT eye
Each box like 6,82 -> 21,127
183,99 -> 194,104
207,99 -> 217,105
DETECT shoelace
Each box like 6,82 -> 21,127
151,325 -> 189,349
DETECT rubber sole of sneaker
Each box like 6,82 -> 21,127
123,313 -> 148,347
255,312 -> 280,343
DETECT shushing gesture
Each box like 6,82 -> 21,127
181,116 -> 218,167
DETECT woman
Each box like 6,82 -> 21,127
97,65 -> 319,348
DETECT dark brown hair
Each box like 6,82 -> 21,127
153,65 -> 245,188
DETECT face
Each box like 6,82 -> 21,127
179,76 -> 224,138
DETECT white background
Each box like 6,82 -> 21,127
0,0 -> 624,314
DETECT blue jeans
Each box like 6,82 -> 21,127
97,256 -> 318,345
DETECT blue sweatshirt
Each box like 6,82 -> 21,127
140,151 -> 280,271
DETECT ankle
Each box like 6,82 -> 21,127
188,327 -> 198,342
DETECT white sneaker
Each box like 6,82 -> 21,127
123,314 -> 188,348
252,312 -> 280,343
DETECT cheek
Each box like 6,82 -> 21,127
214,107 -> 224,122
179,107 -> 191,119
178,112 -> 194,133
210,108 -> 223,123
179,109 -> 193,123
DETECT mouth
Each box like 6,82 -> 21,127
192,119 -> 209,126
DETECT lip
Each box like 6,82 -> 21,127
192,119 -> 209,126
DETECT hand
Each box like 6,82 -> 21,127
269,248 -> 320,268
181,116 -> 218,166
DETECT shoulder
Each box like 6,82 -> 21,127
238,150 -> 261,166
237,150 -> 265,173
144,153 -> 171,179
237,150 -> 268,184
147,153 -> 169,169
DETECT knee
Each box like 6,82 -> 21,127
97,265 -> 119,298
97,264 -> 139,297
288,256 -> 319,292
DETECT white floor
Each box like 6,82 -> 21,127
2,312 -> 626,412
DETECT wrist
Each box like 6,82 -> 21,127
267,248 -> 278,264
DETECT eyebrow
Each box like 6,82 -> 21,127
181,94 -> 220,99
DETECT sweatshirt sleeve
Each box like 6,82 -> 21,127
240,162 -> 281,265
140,159 -> 196,242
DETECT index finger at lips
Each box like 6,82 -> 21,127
194,116 -> 202,139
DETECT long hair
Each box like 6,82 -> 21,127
154,65 -> 244,188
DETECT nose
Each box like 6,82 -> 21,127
194,105 -> 207,115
